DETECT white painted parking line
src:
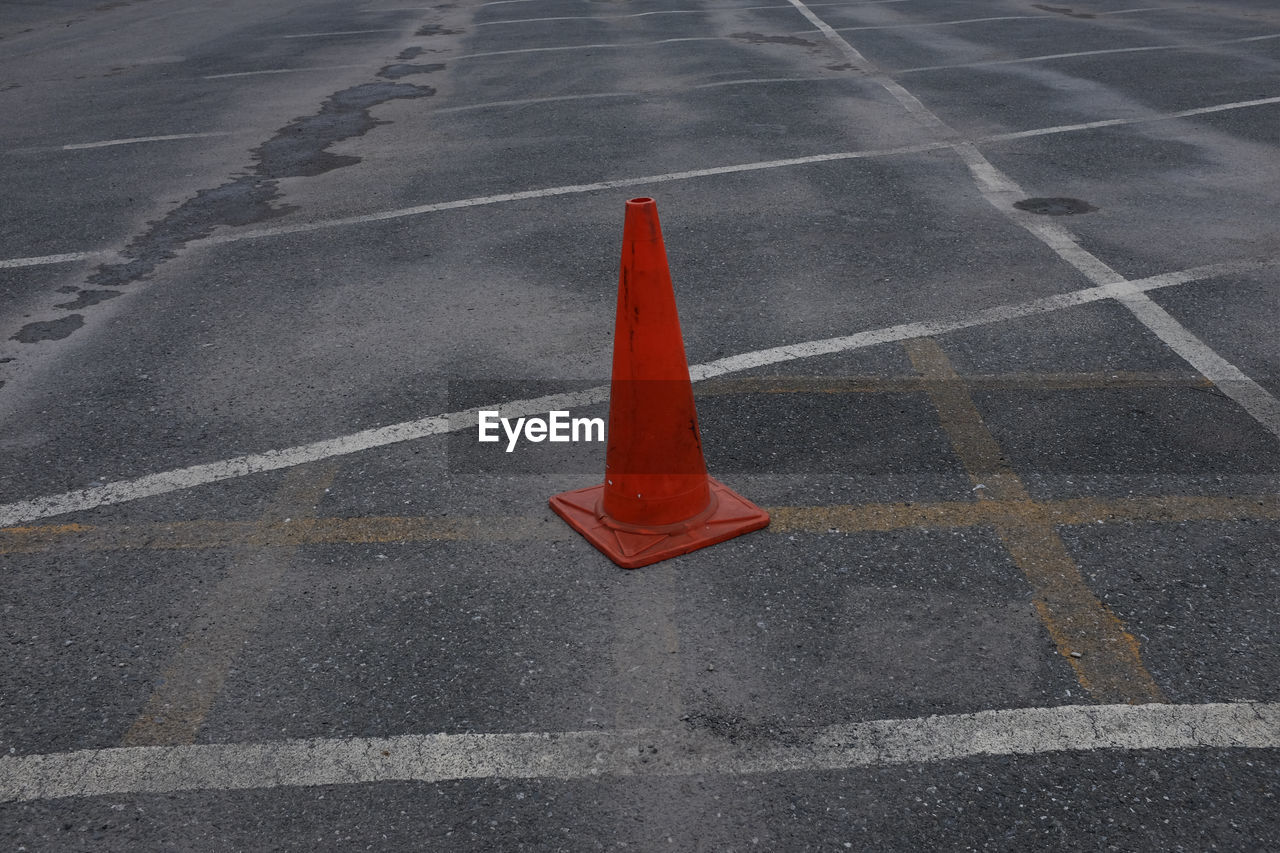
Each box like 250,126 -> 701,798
434,91 -> 642,113
476,9 -> 711,26
434,77 -> 840,113
473,1 -> 914,25
784,0 -> 1280,441
0,257 -> 1270,527
2,702 -> 1276,802
203,64 -> 370,79
455,35 -> 731,61
986,95 -> 1280,142
0,250 -> 114,270
279,29 -> 401,38
898,32 -> 1280,76
829,14 -> 1052,33
62,132 -> 232,151
197,140 -> 954,244
1,94 -> 1276,271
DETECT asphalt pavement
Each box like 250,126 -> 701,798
2,0 -> 1279,848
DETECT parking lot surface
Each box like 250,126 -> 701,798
2,0 -> 1279,848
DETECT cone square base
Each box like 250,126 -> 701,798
549,477 -> 770,569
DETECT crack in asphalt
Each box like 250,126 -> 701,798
9,79 -> 435,344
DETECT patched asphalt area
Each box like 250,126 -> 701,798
2,0 -> 1280,848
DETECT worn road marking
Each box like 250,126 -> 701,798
1,258 -> 1273,528
120,465 -> 338,747
906,339 -> 1166,704
898,32 -> 1280,75
279,29 -> 401,38
202,64 -> 370,80
0,250 -> 114,270
62,133 -> 233,151
3,95 -> 1278,271
783,0 -> 1280,438
698,370 -> 1212,396
3,702 -> 1276,802
4,495 -> 1276,554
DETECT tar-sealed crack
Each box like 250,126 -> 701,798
11,315 -> 84,343
53,289 -> 121,310
11,80 -> 433,343
378,62 -> 446,80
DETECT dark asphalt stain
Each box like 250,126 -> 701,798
84,81 -> 432,291
1013,197 -> 1097,215
1031,4 -> 1096,18
53,289 -> 122,310
378,62 -> 446,80
416,24 -> 462,36
731,32 -> 817,47
257,82 -> 431,177
86,177 -> 294,288
825,62 -> 857,71
12,314 -> 85,343
397,46 -> 425,60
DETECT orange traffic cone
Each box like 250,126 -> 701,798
549,197 -> 770,569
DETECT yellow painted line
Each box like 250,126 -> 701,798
1045,494 -> 1280,526
905,338 -> 1166,705
696,371 -> 1210,396
121,465 -> 338,747
2,497 -> 1277,554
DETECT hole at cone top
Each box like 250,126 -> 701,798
628,197 -> 655,205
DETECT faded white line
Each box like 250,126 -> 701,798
829,14 -> 1047,33
1113,291 -> 1280,432
2,702 -> 1276,802
475,1 -> 915,25
203,64 -> 369,80
435,91 -> 642,114
0,251 -> 111,270
476,9 -> 711,25
3,93 -> 1277,271
985,95 -> 1280,142
279,29 -> 401,38
193,140 -> 952,245
455,35 -> 729,61
786,0 -> 1280,440
475,0 -> 912,6
898,33 -> 1280,76
435,77 -> 841,113
0,258 -> 1270,527
62,132 -> 232,151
